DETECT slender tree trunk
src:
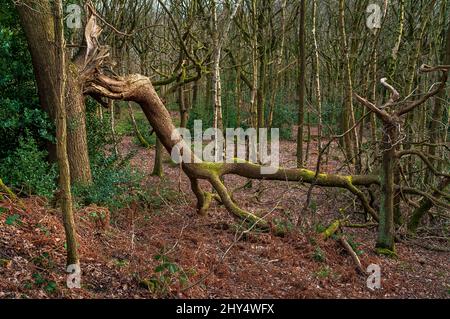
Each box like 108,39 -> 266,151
179,85 -> 189,128
54,0 -> 79,266
338,0 -> 358,166
403,4 -> 432,179
296,0 -> 306,168
110,100 -> 119,156
250,0 -> 259,130
427,18 -> 450,182
257,35 -> 266,131
389,0 -> 405,80
128,102 -> 151,148
192,80 -> 199,109
235,59 -> 242,128
152,138 -> 164,177
311,0 -> 323,156
267,0 -> 286,129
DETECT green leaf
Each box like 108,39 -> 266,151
179,274 -> 188,286
44,281 -> 57,293
32,273 -> 45,286
167,263 -> 178,274
154,264 -> 166,273
5,214 -> 21,226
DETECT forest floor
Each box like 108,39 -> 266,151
0,126 -> 449,299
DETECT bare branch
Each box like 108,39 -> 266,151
396,149 -> 450,179
380,77 -> 400,108
353,93 -> 393,123
397,64 -> 449,116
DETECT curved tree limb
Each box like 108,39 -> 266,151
396,149 -> 450,179
80,10 -> 384,232
397,64 -> 449,116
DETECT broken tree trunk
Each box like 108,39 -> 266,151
17,0 -> 92,185
354,65 -> 449,253
83,72 -> 380,230
80,11 -> 448,249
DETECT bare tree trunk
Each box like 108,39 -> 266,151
427,18 -> 450,183
152,138 -> 164,177
267,0 -> 286,129
17,0 -> 92,185
192,80 -> 199,108
179,84 -> 189,128
235,55 -> 242,128
250,0 -> 259,130
212,0 -> 223,134
377,123 -> 397,251
296,0 -> 306,168
128,102 -> 152,148
338,0 -> 358,166
54,0 -> 79,266
389,0 -> 405,79
110,100 -> 119,156
65,70 -> 92,184
152,82 -> 167,177
311,0 -> 323,157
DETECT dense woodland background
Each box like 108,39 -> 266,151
0,0 -> 449,298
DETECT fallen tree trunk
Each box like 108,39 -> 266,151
81,11 -> 381,235
83,73 -> 380,229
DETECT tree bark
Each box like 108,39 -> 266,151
16,0 -> 92,185
376,122 -> 397,251
296,0 -> 306,168
54,0 -> 79,266
338,0 -> 358,165
311,0 -> 323,156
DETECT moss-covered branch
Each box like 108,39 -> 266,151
407,177 -> 450,233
